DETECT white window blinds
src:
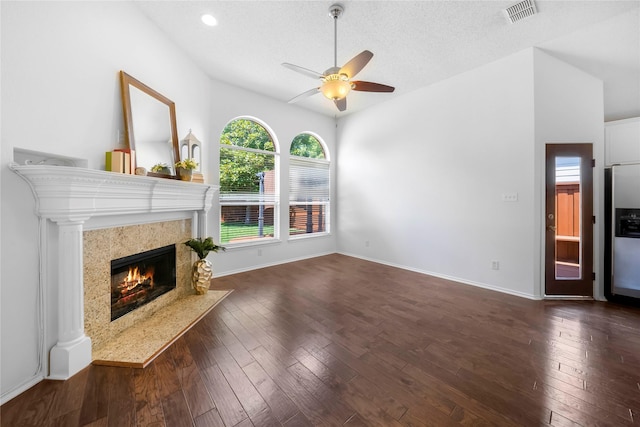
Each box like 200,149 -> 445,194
289,157 -> 330,204
289,156 -> 330,236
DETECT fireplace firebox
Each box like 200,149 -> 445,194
111,244 -> 176,321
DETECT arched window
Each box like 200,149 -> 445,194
219,118 -> 278,245
289,133 -> 330,237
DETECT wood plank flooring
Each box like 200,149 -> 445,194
2,254 -> 640,426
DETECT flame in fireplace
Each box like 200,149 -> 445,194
119,265 -> 154,293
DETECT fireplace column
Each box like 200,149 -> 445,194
48,219 -> 92,380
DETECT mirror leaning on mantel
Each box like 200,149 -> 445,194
119,71 -> 180,177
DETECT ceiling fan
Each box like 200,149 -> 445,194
282,3 -> 395,112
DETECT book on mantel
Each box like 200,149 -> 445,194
191,172 -> 204,183
105,150 -> 132,174
113,148 -> 136,174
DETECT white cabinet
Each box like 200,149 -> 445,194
605,117 -> 640,165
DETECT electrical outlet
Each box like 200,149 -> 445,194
502,192 -> 518,202
491,260 -> 500,270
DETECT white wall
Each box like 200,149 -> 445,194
337,47 -> 604,300
337,49 -> 537,298
532,48 -> 605,299
0,1 -> 335,402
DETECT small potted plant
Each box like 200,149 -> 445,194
150,162 -> 171,175
175,158 -> 198,181
184,237 -> 224,294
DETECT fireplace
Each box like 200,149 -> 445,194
85,220 -> 193,353
111,244 -> 176,321
10,162 -> 217,382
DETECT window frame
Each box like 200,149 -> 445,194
219,117 -> 280,248
288,132 -> 330,240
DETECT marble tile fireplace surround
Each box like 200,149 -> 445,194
10,164 -> 217,380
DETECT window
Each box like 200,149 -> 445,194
219,118 -> 278,245
289,133 -> 330,237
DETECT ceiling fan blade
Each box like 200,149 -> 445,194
282,63 -> 324,80
351,81 -> 395,93
339,50 -> 373,79
334,97 -> 347,112
288,87 -> 321,104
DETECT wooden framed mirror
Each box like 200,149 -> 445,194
119,71 -> 180,177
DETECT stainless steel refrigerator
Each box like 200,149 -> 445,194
605,163 -> 640,305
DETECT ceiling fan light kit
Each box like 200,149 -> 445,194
282,3 -> 394,112
321,72 -> 351,100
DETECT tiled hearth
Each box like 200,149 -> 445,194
84,220 -> 192,351
10,163 -> 218,380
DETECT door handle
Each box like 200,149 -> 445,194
547,225 -> 556,231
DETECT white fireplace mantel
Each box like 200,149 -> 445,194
10,163 -> 219,380
9,163 -> 217,222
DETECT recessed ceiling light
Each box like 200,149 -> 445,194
201,14 -> 217,26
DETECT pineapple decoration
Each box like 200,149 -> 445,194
183,237 -> 225,294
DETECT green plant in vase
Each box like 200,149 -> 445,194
175,158 -> 198,181
150,163 -> 171,174
184,237 -> 224,294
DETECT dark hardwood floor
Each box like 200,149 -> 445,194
2,254 -> 640,426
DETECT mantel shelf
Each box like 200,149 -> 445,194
9,163 -> 218,222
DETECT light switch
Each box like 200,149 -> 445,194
502,192 -> 518,202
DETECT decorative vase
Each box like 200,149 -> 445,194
191,258 -> 212,294
178,168 -> 193,182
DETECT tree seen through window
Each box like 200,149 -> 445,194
219,119 -> 277,244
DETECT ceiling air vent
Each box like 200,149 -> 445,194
504,0 -> 537,24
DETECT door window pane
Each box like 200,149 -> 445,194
555,157 -> 581,279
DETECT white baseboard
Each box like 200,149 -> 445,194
214,251 -> 336,278
338,251 -> 541,301
1,374 -> 44,405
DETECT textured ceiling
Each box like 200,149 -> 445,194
133,1 -> 640,120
